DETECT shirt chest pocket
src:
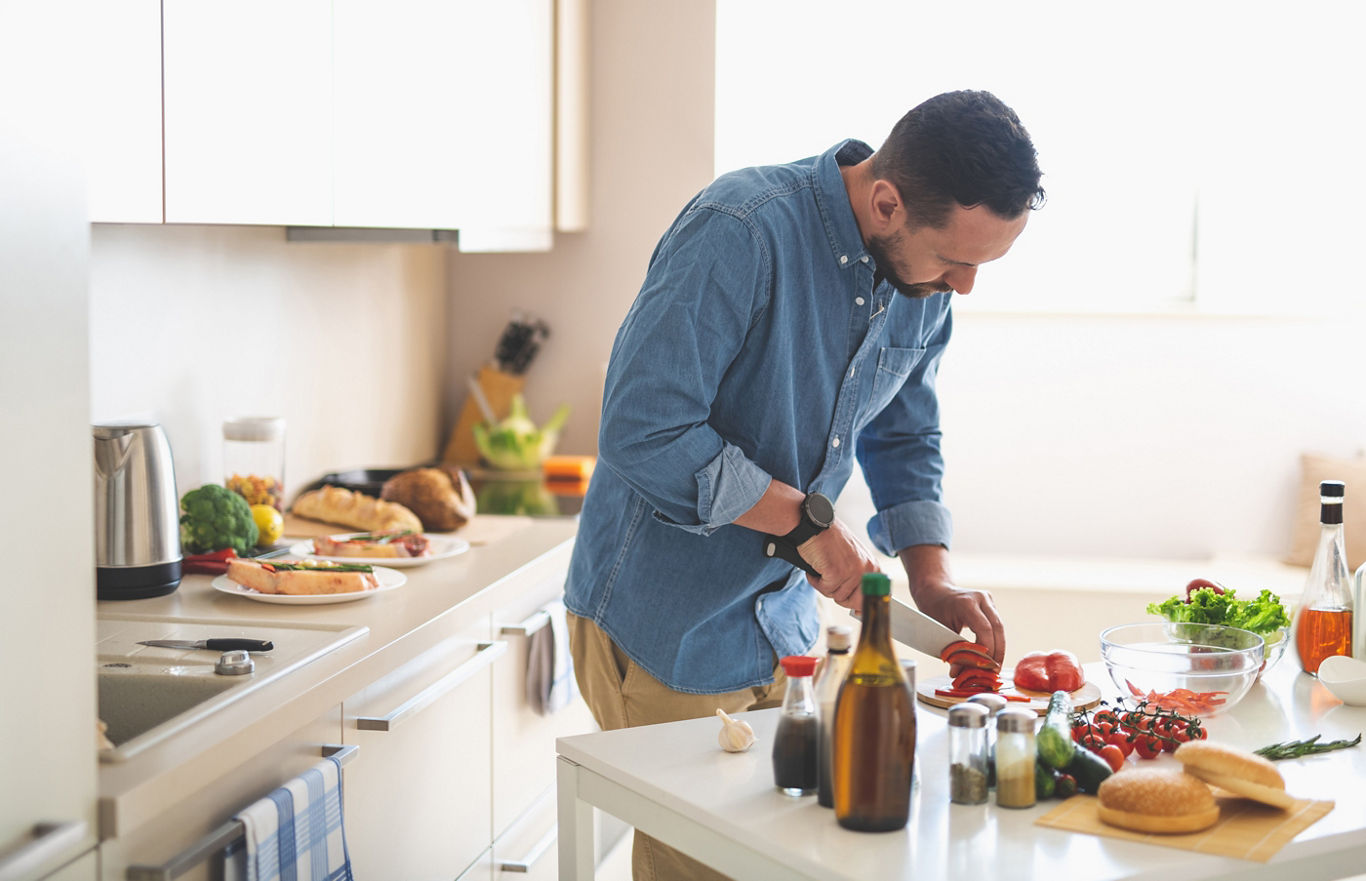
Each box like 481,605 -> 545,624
860,346 -> 925,425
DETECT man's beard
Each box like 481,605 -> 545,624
866,232 -> 951,299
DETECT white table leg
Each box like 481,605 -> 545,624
557,755 -> 596,880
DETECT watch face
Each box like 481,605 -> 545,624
804,493 -> 835,528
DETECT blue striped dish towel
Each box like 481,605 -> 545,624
230,754 -> 353,881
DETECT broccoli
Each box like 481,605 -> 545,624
179,483 -> 260,554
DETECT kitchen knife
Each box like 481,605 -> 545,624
849,596 -> 963,659
137,638 -> 274,652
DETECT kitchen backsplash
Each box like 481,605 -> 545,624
89,224 -> 447,504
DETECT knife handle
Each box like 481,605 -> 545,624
763,537 -> 820,577
205,638 -> 274,652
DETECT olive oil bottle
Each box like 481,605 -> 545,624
832,572 -> 916,831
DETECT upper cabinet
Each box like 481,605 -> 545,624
86,0 -> 163,223
163,0 -> 334,226
91,0 -> 578,248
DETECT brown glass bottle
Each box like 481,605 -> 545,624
832,572 -> 916,832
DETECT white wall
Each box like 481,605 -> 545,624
89,225 -> 447,501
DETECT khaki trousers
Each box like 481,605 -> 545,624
567,612 -> 788,881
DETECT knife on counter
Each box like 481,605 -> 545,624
137,638 -> 274,652
850,596 -> 963,659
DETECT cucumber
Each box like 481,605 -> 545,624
1035,759 -> 1057,800
1036,690 -> 1076,770
1063,745 -> 1114,794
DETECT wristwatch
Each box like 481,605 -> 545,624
783,491 -> 835,546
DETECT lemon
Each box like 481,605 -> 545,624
251,504 -> 284,546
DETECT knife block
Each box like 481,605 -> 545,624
442,365 -> 526,467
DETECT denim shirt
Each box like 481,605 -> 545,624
564,140 -> 954,694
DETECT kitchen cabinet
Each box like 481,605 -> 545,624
85,0 -> 163,223
162,0 -> 333,226
98,708 -> 342,880
0,21 -> 98,878
332,0 -> 553,234
343,607 -> 499,880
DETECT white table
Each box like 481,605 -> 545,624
556,662 -> 1366,880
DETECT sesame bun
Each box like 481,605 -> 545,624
1096,768 -> 1220,834
1174,741 -> 1294,810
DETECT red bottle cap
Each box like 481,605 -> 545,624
780,655 -> 818,677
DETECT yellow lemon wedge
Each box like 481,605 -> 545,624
251,504 -> 284,546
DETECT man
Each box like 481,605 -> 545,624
565,90 -> 1045,880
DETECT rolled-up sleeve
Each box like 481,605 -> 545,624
857,307 -> 955,556
597,206 -> 773,534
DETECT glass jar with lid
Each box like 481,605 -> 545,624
947,703 -> 989,805
223,417 -> 286,511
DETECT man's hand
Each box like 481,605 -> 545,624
796,520 -> 880,610
898,545 -> 1005,670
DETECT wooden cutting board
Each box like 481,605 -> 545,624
916,672 -> 1102,715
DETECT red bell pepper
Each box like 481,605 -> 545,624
1012,649 -> 1084,693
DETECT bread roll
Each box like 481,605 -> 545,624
1096,768 -> 1220,834
226,558 -> 378,595
292,485 -> 422,533
380,466 -> 476,532
1175,740 -> 1294,809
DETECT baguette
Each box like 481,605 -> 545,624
292,485 -> 423,533
226,558 -> 378,595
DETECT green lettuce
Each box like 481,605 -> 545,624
1146,587 -> 1290,635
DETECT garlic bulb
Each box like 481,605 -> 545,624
715,708 -> 756,752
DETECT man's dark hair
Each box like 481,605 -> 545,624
872,90 -> 1045,229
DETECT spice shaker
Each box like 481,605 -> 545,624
223,416 -> 286,511
966,692 -> 1009,788
947,703 -> 989,805
772,655 -> 819,797
994,707 -> 1036,809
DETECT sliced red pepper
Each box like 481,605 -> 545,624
182,560 -> 230,575
184,548 -> 239,564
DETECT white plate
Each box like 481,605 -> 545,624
287,533 -> 470,568
211,566 -> 405,605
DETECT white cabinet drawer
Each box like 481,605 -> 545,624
343,612 -> 496,880
492,787 -> 558,881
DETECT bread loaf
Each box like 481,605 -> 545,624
292,485 -> 423,533
380,466 -> 476,532
1174,740 -> 1294,809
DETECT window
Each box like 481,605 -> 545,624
715,1 -> 1366,315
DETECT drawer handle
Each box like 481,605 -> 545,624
0,820 -> 86,881
356,641 -> 508,732
500,609 -> 552,637
497,825 -> 557,873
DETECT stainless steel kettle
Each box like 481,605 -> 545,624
93,421 -> 182,600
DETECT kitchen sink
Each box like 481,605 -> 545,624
96,614 -> 367,762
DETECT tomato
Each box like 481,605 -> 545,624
1094,721 -> 1115,737
1106,731 -> 1134,757
1098,744 -> 1126,772
1133,736 -> 1163,760
1079,733 -> 1106,752
1072,723 -> 1090,743
1186,724 -> 1208,741
1093,710 -> 1120,726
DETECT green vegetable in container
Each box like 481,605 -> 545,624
179,483 -> 260,555
1146,585 -> 1291,648
472,394 -> 570,471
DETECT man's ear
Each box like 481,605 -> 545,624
868,179 -> 903,231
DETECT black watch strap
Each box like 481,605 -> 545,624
781,492 -> 834,547
763,536 -> 818,576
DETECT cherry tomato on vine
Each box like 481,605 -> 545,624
1105,731 -> 1134,757
1133,736 -> 1163,760
1098,744 -> 1126,772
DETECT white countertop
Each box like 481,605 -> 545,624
557,660 -> 1366,881
96,515 -> 578,837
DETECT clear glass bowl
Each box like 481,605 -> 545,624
1099,622 -> 1265,715
1258,626 -> 1290,678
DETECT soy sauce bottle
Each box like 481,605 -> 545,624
832,573 -> 916,831
772,655 -> 819,796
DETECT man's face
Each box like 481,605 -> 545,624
867,203 -> 1028,299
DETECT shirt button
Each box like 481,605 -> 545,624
832,437 -> 841,448
855,297 -> 865,306
756,598 -> 764,612
848,366 -> 855,378
860,256 -> 869,263
839,255 -> 848,265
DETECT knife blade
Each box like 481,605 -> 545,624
137,638 -> 274,652
849,596 -> 963,659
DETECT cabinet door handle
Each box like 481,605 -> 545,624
497,825 -> 557,873
0,821 -> 86,881
356,641 -> 508,732
500,609 -> 552,637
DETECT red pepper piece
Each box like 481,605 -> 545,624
1044,650 -> 1084,693
184,548 -> 239,564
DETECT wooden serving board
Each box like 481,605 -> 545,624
916,671 -> 1102,715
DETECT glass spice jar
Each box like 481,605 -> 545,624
947,703 -> 989,805
995,707 -> 1036,809
223,416 -> 286,511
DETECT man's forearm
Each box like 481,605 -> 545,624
897,543 -> 953,600
732,477 -> 806,535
